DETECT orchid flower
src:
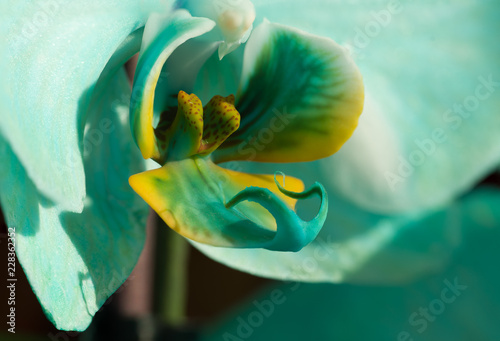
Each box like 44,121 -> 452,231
0,0 -> 364,331
1,0 -> 498,335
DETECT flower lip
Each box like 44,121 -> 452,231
129,156 -> 328,252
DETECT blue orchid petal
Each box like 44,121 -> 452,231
0,1 -> 161,212
129,9 -> 216,161
250,0 -> 500,213
0,67 -> 149,331
202,188 -> 500,340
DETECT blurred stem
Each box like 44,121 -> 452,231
154,214 -> 190,327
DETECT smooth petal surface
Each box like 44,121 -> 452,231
192,42 -> 245,104
213,20 -> 364,163
130,157 -> 327,251
0,69 -> 149,331
130,9 -> 216,161
251,0 -> 500,212
0,1 -> 155,212
193,156 -> 500,283
202,189 -> 500,340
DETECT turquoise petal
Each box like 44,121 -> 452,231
129,9 -> 216,160
212,20 -> 364,164
0,1 -> 156,212
202,188 -> 500,341
193,158 -> 500,283
0,69 -> 149,331
252,0 -> 500,212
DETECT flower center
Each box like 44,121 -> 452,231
154,91 -> 240,163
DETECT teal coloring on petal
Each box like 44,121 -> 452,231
130,9 -> 216,160
0,68 -> 148,331
225,172 -> 328,251
212,20 -> 364,163
0,0 -> 152,212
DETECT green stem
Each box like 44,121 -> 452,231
154,213 -> 190,327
